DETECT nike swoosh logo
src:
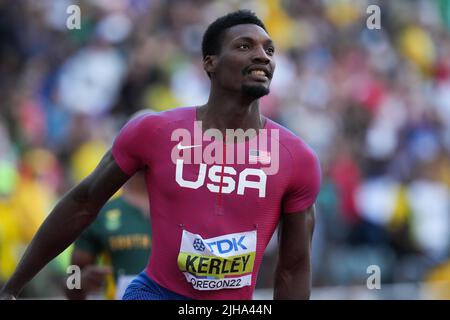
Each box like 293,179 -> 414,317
177,143 -> 202,150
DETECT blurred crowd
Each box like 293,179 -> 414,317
1,0 -> 450,299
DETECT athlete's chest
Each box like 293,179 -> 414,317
147,148 -> 288,202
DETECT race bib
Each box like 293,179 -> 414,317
177,230 -> 256,291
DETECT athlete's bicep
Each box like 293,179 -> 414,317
71,150 -> 131,214
274,206 -> 315,299
278,205 -> 315,268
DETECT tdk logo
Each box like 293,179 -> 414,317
206,236 -> 247,254
193,238 -> 205,251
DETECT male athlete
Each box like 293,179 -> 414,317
0,10 -> 321,300
65,171 -> 151,300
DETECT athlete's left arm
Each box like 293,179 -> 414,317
273,205 -> 315,300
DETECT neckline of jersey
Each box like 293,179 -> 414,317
191,106 -> 270,146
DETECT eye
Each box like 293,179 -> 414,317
238,44 -> 250,50
266,47 -> 275,55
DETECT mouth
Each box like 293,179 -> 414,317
245,66 -> 272,82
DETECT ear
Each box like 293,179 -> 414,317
203,55 -> 218,75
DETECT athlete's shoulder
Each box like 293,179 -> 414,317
116,107 -> 194,139
157,106 -> 196,119
127,106 -> 195,129
268,119 -> 322,209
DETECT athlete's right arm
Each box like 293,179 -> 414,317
0,150 -> 130,299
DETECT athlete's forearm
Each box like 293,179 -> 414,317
1,189 -> 100,297
273,260 -> 311,300
1,151 -> 129,298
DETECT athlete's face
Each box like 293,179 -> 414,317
205,24 -> 276,99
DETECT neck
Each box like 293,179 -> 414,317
198,87 -> 264,133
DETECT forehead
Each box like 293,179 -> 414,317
221,24 -> 272,45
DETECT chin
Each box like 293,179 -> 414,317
241,84 -> 270,99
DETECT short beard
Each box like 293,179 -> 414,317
241,84 -> 270,99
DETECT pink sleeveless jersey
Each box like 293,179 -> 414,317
112,106 -> 321,299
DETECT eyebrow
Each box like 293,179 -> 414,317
232,36 -> 274,46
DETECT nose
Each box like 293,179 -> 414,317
252,45 -> 271,64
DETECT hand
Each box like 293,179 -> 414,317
80,266 -> 112,294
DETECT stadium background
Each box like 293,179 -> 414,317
1,0 -> 450,299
